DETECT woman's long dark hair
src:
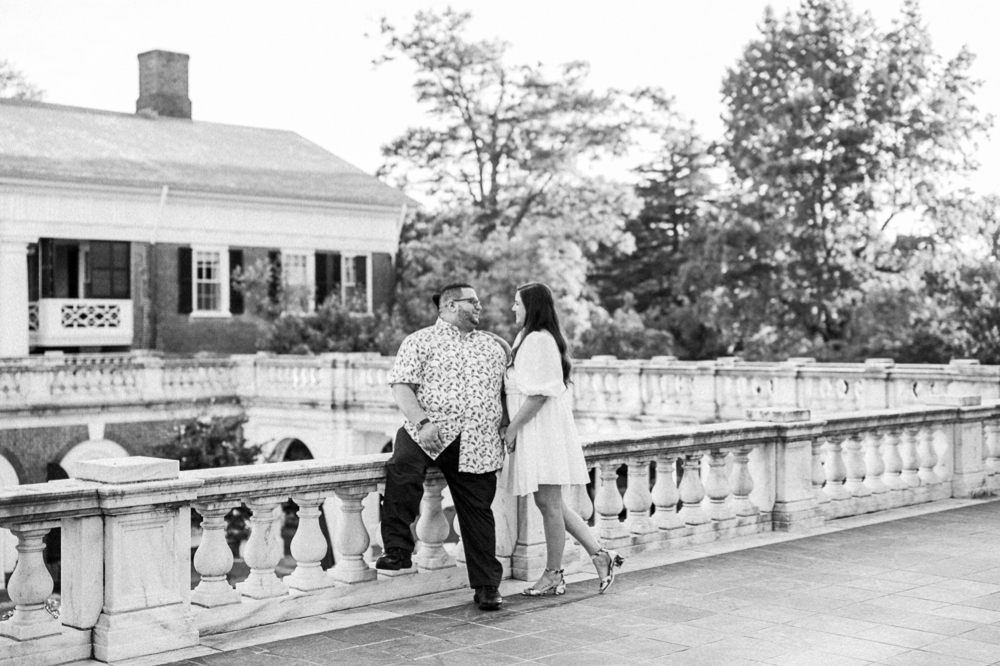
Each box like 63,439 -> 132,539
511,282 -> 572,385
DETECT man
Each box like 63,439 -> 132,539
377,283 -> 508,610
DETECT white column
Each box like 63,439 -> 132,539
0,238 -> 30,357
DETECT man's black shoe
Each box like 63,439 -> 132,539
473,585 -> 503,611
375,548 -> 412,571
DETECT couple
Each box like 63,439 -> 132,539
376,282 -> 624,610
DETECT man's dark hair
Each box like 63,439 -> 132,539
432,282 -> 474,309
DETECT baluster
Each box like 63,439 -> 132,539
623,460 -> 655,535
810,438 -> 829,508
704,450 -> 734,522
651,454 -> 684,530
191,501 -> 241,607
730,447 -> 758,517
917,425 -> 940,487
881,428 -> 907,492
413,475 -> 452,570
931,422 -> 952,485
235,496 -> 289,599
900,426 -> 921,488
843,433 -> 871,498
678,454 -> 709,525
862,430 -> 888,497
287,492 -> 335,591
0,521 -> 61,640
332,487 -> 378,583
822,435 -> 851,502
594,461 -> 628,541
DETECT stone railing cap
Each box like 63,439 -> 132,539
73,456 -> 179,484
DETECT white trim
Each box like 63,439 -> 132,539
1,179 -> 403,254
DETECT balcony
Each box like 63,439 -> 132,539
28,299 -> 133,349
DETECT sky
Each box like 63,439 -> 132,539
2,0 -> 997,195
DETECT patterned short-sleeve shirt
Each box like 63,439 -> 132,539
388,318 -> 507,473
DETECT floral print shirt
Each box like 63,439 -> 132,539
388,318 -> 507,473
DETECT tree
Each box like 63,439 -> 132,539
375,9 -> 639,340
0,59 -> 44,100
711,0 -> 991,357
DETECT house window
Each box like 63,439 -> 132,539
195,251 -> 221,311
281,250 -> 314,312
188,247 -> 230,316
344,254 -> 370,313
86,241 -> 130,299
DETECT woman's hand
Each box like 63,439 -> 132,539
503,426 -> 517,453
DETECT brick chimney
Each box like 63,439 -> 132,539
136,50 -> 191,119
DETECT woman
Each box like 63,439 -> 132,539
502,282 -> 624,596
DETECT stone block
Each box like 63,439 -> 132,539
93,604 -> 198,662
72,456 -> 178,483
922,395 -> 981,407
746,408 -> 811,423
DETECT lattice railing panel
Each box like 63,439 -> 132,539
60,303 -> 121,329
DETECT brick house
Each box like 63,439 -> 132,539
0,50 -> 413,356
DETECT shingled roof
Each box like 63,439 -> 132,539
0,99 -> 414,208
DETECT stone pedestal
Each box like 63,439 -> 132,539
77,457 -> 202,662
748,410 -> 822,531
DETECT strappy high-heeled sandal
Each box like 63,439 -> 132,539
593,548 -> 624,594
522,568 -> 566,596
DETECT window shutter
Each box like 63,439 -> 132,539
354,255 -> 367,288
229,249 -> 244,315
177,247 -> 192,314
315,252 -> 328,307
371,252 -> 394,313
40,239 -> 54,298
330,253 -> 342,302
267,250 -> 281,304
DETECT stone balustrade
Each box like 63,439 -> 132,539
1,353 -> 997,427
2,399 -> 998,665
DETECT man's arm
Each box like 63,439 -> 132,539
391,383 -> 446,455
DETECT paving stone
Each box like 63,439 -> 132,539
479,634 -> 573,659
878,649 -> 985,666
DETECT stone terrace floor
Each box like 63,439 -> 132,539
93,498 -> 1000,666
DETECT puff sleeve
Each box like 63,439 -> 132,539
514,331 -> 566,397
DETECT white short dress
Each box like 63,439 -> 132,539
501,330 -> 590,497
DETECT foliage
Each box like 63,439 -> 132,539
154,414 -> 260,471
574,297 -> 675,360
642,0 -> 992,360
0,59 -> 44,100
376,8 -> 644,342
263,296 -> 407,356
231,256 -> 312,322
590,91 -> 719,316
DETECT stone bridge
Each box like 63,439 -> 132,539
2,394 -> 999,665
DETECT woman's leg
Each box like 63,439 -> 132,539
561,494 -> 615,577
532,485 -> 566,571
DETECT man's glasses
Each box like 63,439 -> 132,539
451,297 -> 481,308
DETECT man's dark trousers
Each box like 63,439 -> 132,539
381,427 -> 503,589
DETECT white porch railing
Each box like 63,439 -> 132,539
28,299 -> 133,348
0,399 -> 997,664
2,353 -> 999,427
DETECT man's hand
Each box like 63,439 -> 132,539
418,422 -> 446,455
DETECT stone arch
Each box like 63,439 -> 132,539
0,455 -> 20,577
60,438 -> 130,479
269,438 -> 315,462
